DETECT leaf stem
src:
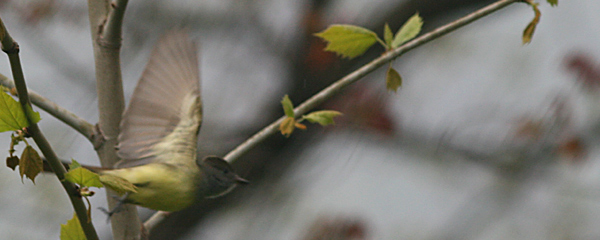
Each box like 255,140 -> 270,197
375,36 -> 388,49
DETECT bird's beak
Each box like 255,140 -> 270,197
235,175 -> 249,184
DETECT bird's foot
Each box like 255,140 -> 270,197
98,193 -> 129,223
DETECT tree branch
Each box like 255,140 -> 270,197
0,16 -> 99,240
143,211 -> 169,232
224,0 -> 519,162
87,0 -> 141,239
0,74 -> 95,141
144,0 -> 521,229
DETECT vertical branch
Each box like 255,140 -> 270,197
102,0 -> 129,45
87,0 -> 140,239
0,16 -> 99,240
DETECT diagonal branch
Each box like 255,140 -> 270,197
223,0 -> 520,163
0,15 -> 99,240
145,0 -> 521,230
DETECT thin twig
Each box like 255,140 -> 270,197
143,211 -> 169,232
0,74 -> 95,141
144,0 -> 522,229
0,16 -> 99,240
223,0 -> 520,162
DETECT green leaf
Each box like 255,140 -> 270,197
392,13 -> 423,48
281,95 -> 294,118
383,23 -> 393,48
69,159 -> 82,170
547,0 -> 557,6
386,66 -> 402,92
522,3 -> 541,44
302,110 -> 343,126
279,116 -> 296,137
19,145 -> 42,183
65,167 -> 103,188
314,25 -> 379,59
99,174 -> 137,195
0,91 -> 40,132
60,214 -> 86,240
26,105 -> 41,124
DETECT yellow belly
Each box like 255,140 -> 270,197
101,163 -> 199,212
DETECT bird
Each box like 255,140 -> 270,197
97,30 -> 247,212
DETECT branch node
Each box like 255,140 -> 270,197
1,41 -> 19,54
92,124 -> 106,150
97,35 -> 122,49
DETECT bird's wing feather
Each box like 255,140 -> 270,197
116,31 -> 201,168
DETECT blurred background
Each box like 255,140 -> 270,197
0,0 -> 599,239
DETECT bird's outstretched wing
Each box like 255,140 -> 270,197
116,31 -> 202,168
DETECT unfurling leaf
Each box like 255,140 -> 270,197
547,0 -> 557,7
60,214 -> 86,240
303,110 -> 343,126
522,3 -> 541,44
20,145 -> 42,183
281,95 -> 294,118
522,20 -> 538,44
6,156 -> 18,170
386,67 -> 402,92
0,91 -> 41,132
65,167 -> 103,188
294,122 -> 307,130
314,25 -> 379,59
279,116 -> 296,137
383,23 -> 393,48
99,174 -> 137,195
392,13 -> 423,48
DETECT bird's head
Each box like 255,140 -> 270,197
197,156 -> 248,198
